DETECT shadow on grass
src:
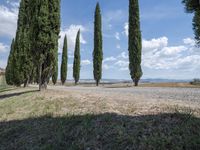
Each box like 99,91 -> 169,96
0,113 -> 200,150
0,90 -> 38,100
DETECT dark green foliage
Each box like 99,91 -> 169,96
5,39 -> 15,85
73,30 -> 81,85
61,35 -> 68,85
11,0 -> 27,86
5,0 -> 60,89
52,56 -> 58,85
182,0 -> 199,13
30,0 -> 60,90
182,0 -> 200,46
128,0 -> 143,86
20,0 -> 33,87
193,9 -> 200,46
50,0 -> 60,86
93,3 -> 103,86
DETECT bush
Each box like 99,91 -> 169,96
190,79 -> 200,85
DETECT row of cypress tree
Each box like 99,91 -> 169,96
6,0 -> 61,90
67,1 -> 142,87
6,0 -> 143,89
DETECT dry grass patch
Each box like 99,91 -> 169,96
0,87 -> 200,149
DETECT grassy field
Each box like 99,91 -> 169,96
0,87 -> 200,149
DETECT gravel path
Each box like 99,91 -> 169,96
48,85 -> 200,103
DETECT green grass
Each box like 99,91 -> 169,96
0,88 -> 200,149
0,75 -> 9,92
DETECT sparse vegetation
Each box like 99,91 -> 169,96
190,78 -> 200,85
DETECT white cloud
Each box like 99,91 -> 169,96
103,56 -> 117,63
116,44 -> 121,49
123,22 -> 128,36
104,36 -> 200,73
183,38 -> 195,46
115,32 -> 120,40
157,46 -> 187,56
103,64 -> 111,70
118,51 -> 128,59
115,60 -> 128,68
142,37 -> 168,51
142,37 -> 200,70
0,3 -> 18,37
81,60 -> 91,66
0,43 -> 9,53
59,25 -> 87,52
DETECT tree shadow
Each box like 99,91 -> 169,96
0,90 -> 39,100
0,112 -> 200,150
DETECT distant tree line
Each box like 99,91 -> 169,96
6,0 -> 143,90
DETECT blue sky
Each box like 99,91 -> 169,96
0,0 -> 200,80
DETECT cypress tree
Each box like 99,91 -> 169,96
12,0 -> 27,86
73,30 -> 81,85
30,0 -> 60,90
193,9 -> 200,46
21,0 -> 33,87
8,0 -> 33,87
182,0 -> 200,46
5,39 -> 15,85
93,2 -> 103,86
128,0 -> 143,86
50,0 -> 61,85
61,35 -> 68,85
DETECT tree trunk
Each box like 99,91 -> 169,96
96,80 -> 99,86
23,77 -> 29,88
39,64 -> 42,91
134,80 -> 139,86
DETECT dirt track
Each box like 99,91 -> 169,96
48,85 -> 200,102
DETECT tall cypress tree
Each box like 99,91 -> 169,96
30,0 -> 60,90
12,0 -> 26,87
61,35 -> 68,85
93,2 -> 103,86
6,0 -> 33,87
128,0 -> 143,86
73,30 -> 81,85
50,0 -> 60,85
5,39 -> 15,85
182,0 -> 200,46
20,0 -> 33,87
